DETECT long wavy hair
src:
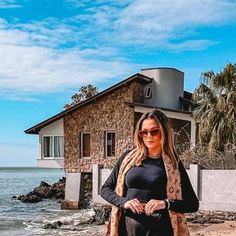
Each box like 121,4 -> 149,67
132,109 -> 179,169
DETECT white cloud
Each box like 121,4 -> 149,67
0,16 -> 136,100
0,29 -> 29,44
0,0 -> 21,8
166,39 -> 219,52
116,0 -> 236,47
0,43 -> 134,96
68,0 -> 236,49
0,0 -> 236,100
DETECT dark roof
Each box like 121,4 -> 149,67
25,73 -> 152,134
125,102 -> 192,115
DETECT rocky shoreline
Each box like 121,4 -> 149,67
187,210 -> 236,224
12,178 -> 236,232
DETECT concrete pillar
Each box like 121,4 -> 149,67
92,164 -> 110,204
61,172 -> 82,209
93,164 -> 100,200
190,120 -> 196,147
189,164 -> 201,200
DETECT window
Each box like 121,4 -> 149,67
54,136 -> 64,157
81,133 -> 90,158
145,86 -> 152,98
42,136 -> 64,158
43,136 -> 53,157
106,132 -> 115,157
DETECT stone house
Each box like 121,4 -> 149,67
25,67 -> 196,208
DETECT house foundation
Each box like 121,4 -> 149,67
61,173 -> 83,209
61,172 -> 92,209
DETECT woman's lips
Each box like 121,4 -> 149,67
146,140 -> 154,145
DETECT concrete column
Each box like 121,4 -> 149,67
190,120 -> 196,147
189,164 -> 200,199
61,172 -> 82,209
92,164 -> 110,204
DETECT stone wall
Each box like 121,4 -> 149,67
64,81 -> 145,173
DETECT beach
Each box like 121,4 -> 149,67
79,221 -> 236,236
189,221 -> 236,235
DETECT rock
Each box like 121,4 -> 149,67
209,219 -> 224,224
17,178 -> 65,203
40,181 -> 51,187
187,211 -> 236,225
18,194 -> 42,203
90,205 -> 111,225
54,191 -> 64,199
33,183 -> 52,198
43,221 -> 62,229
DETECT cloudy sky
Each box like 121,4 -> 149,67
0,0 -> 236,166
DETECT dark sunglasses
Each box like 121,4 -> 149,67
138,128 -> 160,138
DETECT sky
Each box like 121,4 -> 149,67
0,0 -> 236,166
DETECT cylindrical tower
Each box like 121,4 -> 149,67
140,67 -> 184,109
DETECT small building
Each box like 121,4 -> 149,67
25,67 -> 196,208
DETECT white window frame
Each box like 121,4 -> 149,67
81,132 -> 91,159
42,135 -> 64,159
105,131 -> 116,158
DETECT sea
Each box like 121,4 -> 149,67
0,167 -> 102,236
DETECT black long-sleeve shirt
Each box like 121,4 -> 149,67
101,151 -> 199,213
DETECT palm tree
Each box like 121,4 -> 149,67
192,63 -> 236,152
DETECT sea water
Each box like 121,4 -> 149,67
0,167 -> 98,236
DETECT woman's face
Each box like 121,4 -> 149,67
140,118 -> 162,154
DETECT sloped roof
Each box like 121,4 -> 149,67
25,73 -> 152,134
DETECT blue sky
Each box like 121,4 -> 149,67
0,0 -> 236,166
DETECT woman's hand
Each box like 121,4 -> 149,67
144,199 -> 165,215
124,198 -> 144,214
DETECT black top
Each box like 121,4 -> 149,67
125,157 -> 167,203
101,150 -> 199,213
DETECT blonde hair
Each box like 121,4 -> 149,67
131,109 -> 179,169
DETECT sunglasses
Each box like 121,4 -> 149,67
138,128 -> 160,138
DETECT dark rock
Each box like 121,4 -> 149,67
90,205 -> 111,225
209,219 -> 224,224
16,178 -> 65,203
54,191 -> 65,199
187,210 -> 236,225
18,194 -> 42,203
186,215 -> 196,222
43,221 -> 62,229
40,181 -> 51,187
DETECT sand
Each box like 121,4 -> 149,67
80,221 -> 236,236
189,221 -> 236,235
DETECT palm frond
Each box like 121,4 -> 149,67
193,63 -> 236,152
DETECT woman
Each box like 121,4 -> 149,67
101,109 -> 199,236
